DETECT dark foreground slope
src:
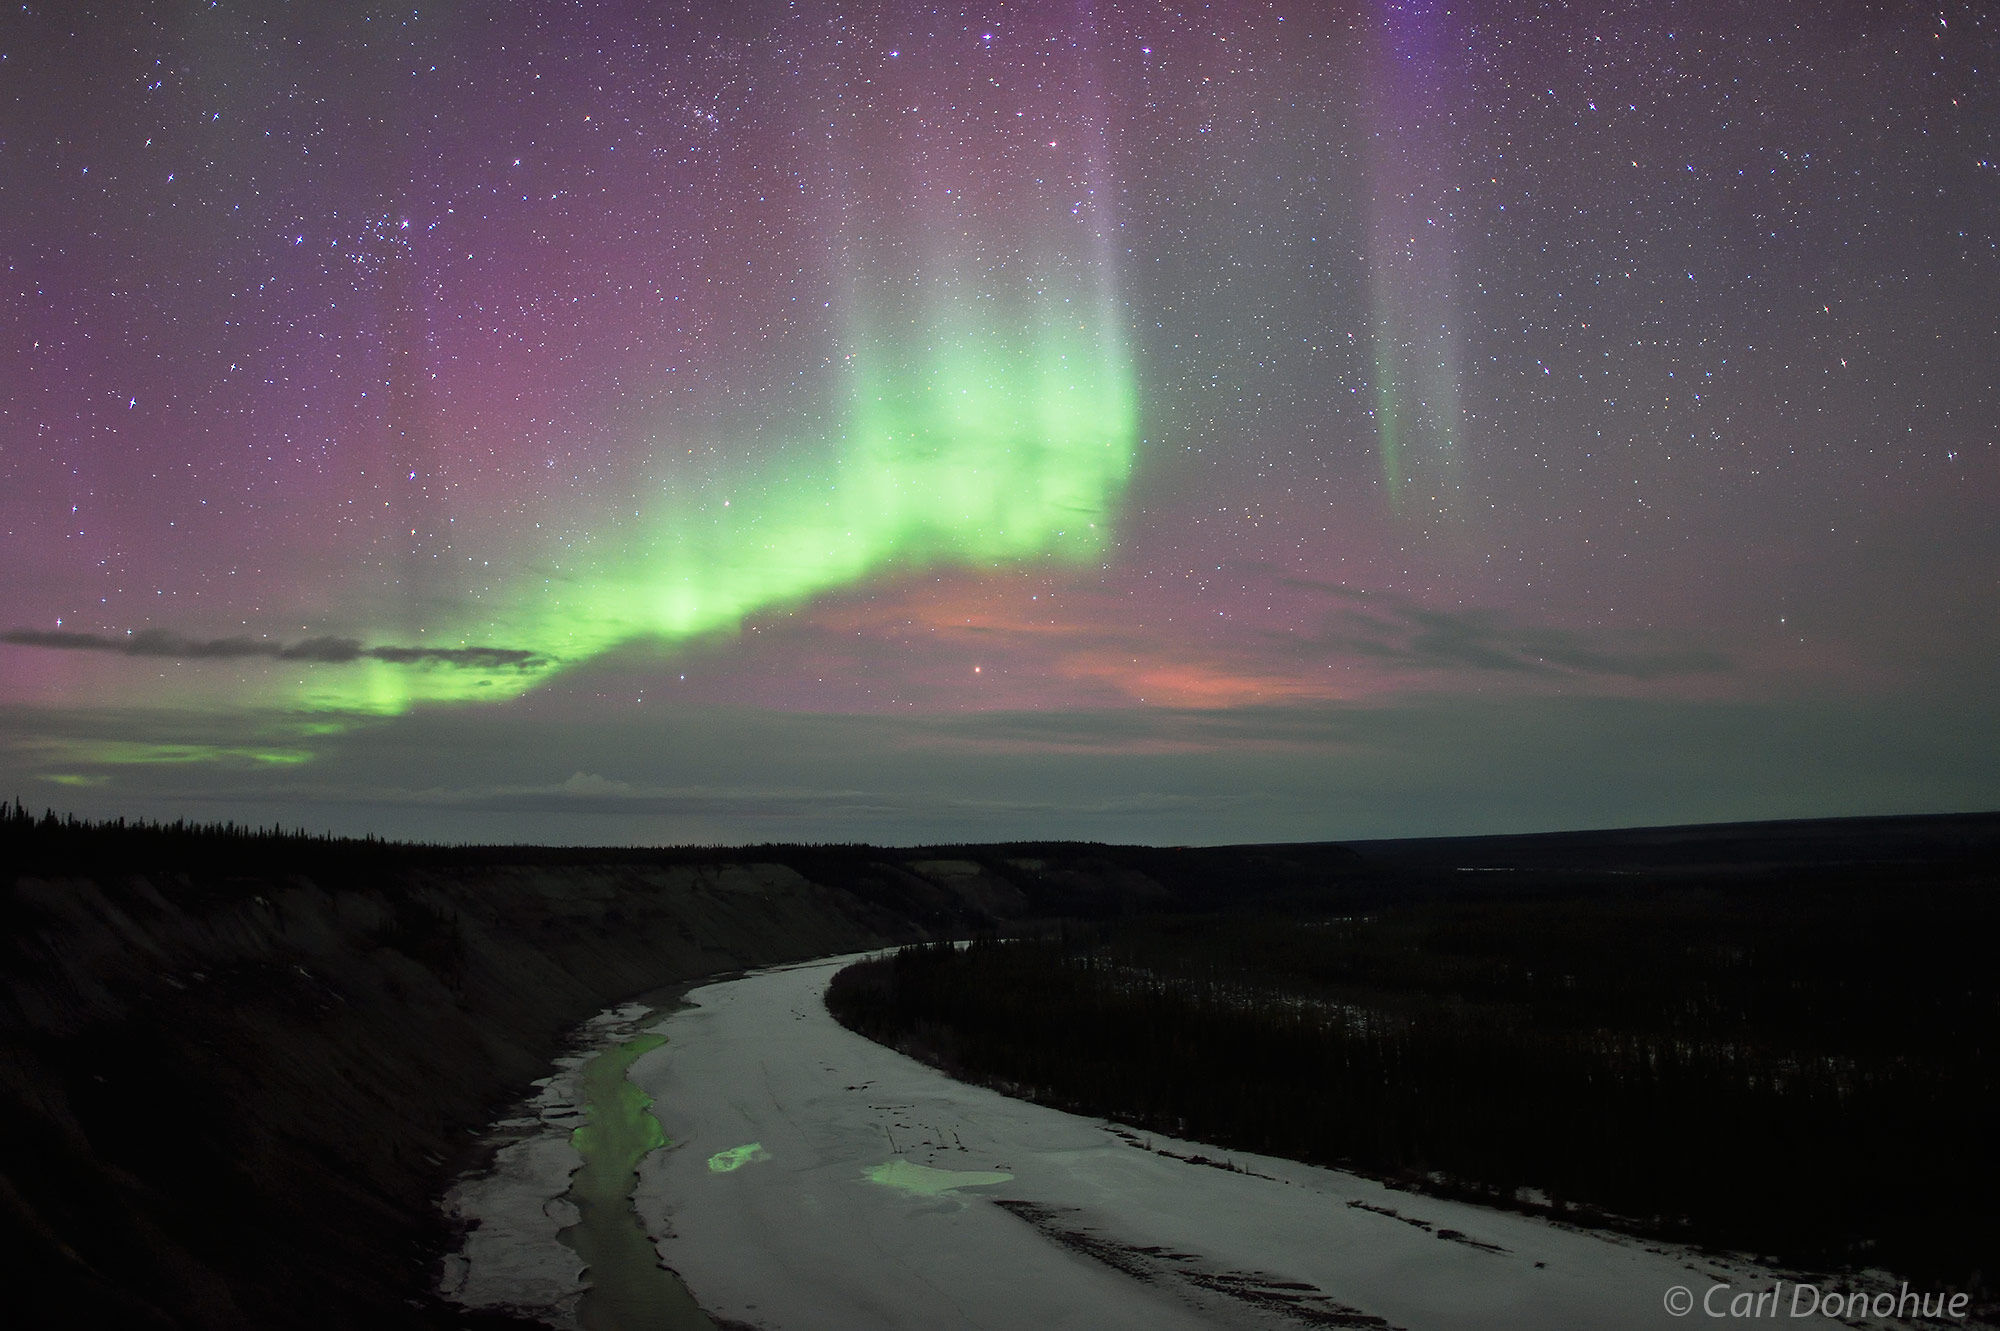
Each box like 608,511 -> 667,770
0,816 -> 1363,1330
7,810 -> 1995,1328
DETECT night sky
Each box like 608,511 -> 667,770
3,1 -> 1995,845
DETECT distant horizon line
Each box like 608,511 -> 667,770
7,795 -> 1996,860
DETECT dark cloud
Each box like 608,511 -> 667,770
1295,590 -> 1732,681
3,629 -> 544,671
283,637 -> 369,662
1355,607 -> 1731,679
4,628 -> 266,658
365,645 -> 545,669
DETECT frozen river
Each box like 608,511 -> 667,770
628,954 -> 1852,1331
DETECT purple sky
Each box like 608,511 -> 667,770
3,1 -> 1995,844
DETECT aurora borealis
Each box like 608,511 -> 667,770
3,1 -> 1996,843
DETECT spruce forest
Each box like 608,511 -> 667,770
827,877 -> 1997,1288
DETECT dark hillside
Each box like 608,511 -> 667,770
0,810 -> 1254,1330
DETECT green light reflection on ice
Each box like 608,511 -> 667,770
706,1142 -> 769,1174
863,1158 -> 1013,1197
569,1032 -> 670,1170
562,1031 -> 717,1331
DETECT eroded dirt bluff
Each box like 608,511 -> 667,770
0,837 -> 1360,1330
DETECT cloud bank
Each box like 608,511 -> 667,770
3,629 -> 545,671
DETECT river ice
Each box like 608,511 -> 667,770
632,956 -> 1866,1331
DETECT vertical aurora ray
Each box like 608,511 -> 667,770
1365,0 -> 1464,513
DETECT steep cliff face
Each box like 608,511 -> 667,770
0,849 -> 1176,1330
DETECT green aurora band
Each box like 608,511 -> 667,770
299,290 -> 1137,719
20,250 -> 1136,787
23,37 -> 1140,775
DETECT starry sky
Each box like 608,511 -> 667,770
2,0 -> 1996,846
